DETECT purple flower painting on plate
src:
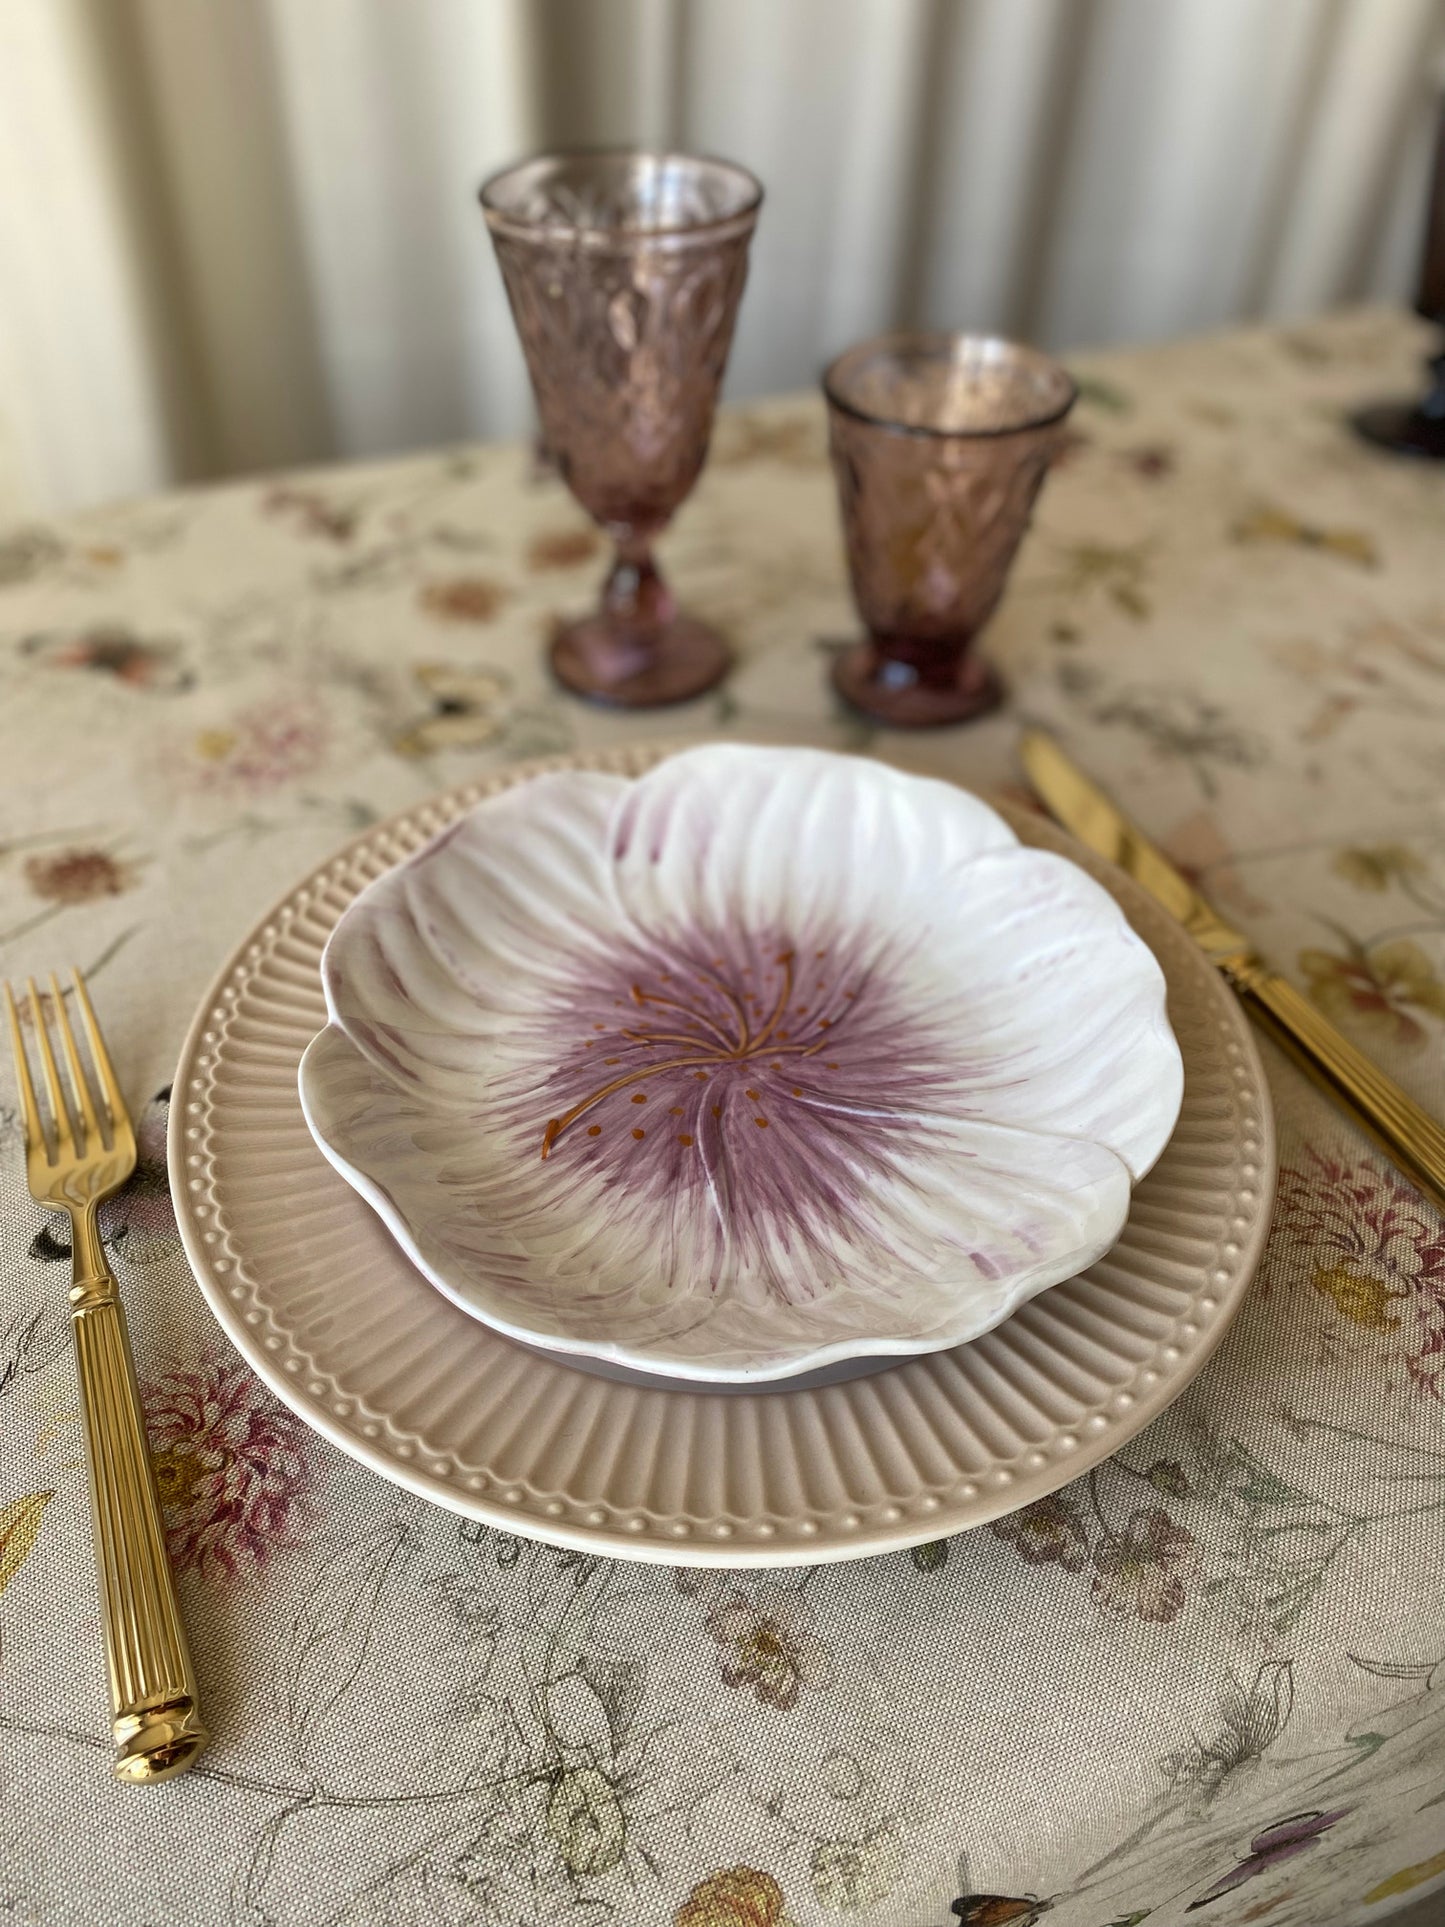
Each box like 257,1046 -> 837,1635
299,746 -> 1182,1380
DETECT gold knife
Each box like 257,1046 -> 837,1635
1020,729 -> 1445,1214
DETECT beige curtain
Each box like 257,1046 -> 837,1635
0,0 -> 1441,516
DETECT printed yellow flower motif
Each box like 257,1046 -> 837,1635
392,664 -> 509,757
1233,505 -> 1378,569
1365,1846 -> 1445,1902
0,1491 -> 52,1595
1331,845 -> 1427,893
1300,940 -> 1445,1049
194,728 -> 236,762
675,1866 -> 797,1927
1311,1260 -> 1403,1330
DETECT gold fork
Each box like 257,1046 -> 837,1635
5,968 -> 205,1783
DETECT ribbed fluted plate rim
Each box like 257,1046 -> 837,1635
169,741 -> 1276,1566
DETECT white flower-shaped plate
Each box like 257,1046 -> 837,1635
171,742 -> 1274,1566
298,746 -> 1182,1383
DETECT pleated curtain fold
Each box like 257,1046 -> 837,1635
0,0 -> 1440,515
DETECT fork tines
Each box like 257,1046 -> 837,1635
4,968 -> 121,1167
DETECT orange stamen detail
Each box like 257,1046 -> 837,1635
749,951 -> 794,1052
630,984 -> 738,1052
541,1052 -> 721,1158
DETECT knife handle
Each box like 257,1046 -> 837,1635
1234,964 -> 1445,1214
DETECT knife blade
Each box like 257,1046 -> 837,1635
1020,728 -> 1445,1214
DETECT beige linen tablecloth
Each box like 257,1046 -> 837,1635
2,307 -> 1444,1927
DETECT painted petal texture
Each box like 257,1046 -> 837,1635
302,746 -> 1182,1379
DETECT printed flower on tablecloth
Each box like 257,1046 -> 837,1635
0,527 -> 63,585
20,624 -> 190,690
263,484 -> 357,542
526,526 -> 602,570
390,661 -> 573,760
0,1492 -> 52,1597
1332,844 -> 1429,894
1273,1146 -> 1445,1394
705,1587 -> 833,1710
810,1825 -> 904,1909
1232,505 -> 1377,569
23,847 -> 139,905
675,1866 -> 796,1927
144,1356 -> 318,1580
420,575 -> 510,622
1118,443 -> 1175,479
1300,938 -> 1445,1049
183,695 -> 329,796
990,1494 -> 1090,1573
1091,1507 -> 1201,1624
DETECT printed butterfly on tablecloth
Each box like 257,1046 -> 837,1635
950,1891 -> 1053,1924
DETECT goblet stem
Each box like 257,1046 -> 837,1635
548,534 -> 731,708
601,538 -> 676,634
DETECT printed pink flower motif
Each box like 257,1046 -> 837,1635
706,1588 -> 833,1710
144,1358 -> 318,1580
186,696 -> 328,796
1091,1507 -> 1201,1624
1273,1145 -> 1445,1396
990,1494 -> 1090,1573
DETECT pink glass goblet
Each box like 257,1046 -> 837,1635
481,150 -> 762,707
823,333 -> 1076,727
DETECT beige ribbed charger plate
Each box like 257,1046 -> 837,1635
170,744 -> 1275,1567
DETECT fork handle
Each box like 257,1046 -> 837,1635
70,1212 -> 206,1783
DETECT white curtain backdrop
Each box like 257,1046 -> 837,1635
0,0 -> 1441,516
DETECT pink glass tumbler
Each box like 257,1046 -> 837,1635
823,333 -> 1076,727
481,150 -> 762,707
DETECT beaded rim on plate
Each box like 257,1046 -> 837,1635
168,742 -> 1276,1566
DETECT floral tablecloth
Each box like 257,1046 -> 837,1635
2,307 -> 1445,1927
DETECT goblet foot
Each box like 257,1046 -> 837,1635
831,640 -> 1002,728
550,613 -> 732,708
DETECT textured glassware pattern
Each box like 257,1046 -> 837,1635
824,333 -> 1076,726
482,151 -> 761,706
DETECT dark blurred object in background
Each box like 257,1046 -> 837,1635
1354,77 -> 1445,459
